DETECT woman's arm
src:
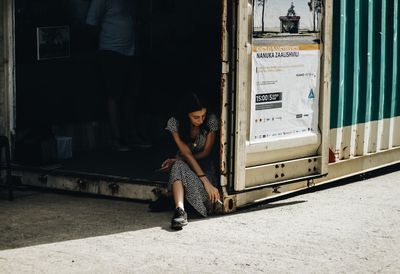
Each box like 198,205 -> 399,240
170,131 -> 220,202
193,132 -> 216,160
172,132 -> 220,203
170,132 -> 205,176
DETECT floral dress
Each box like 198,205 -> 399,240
165,114 -> 219,217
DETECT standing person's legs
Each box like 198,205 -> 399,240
98,50 -> 129,149
107,97 -> 120,141
121,56 -> 137,141
122,56 -> 153,147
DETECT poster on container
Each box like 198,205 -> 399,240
250,44 -> 320,144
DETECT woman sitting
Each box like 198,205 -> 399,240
161,92 -> 221,229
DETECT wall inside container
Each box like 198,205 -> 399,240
14,0 -> 221,176
0,2 -> 5,136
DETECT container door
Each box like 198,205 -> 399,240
232,0 -> 332,191
1,0 -> 16,140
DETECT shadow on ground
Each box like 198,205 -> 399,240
238,200 -> 307,213
0,188 -> 308,251
1,163 -> 399,251
0,189 -> 173,251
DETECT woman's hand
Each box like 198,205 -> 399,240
201,177 -> 220,203
159,158 -> 177,172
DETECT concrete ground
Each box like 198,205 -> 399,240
0,166 -> 400,273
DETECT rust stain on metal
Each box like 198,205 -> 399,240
328,148 -> 336,163
220,77 -> 226,89
220,140 -> 228,175
220,0 -> 228,62
220,161 -> 227,176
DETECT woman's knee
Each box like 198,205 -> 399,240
172,179 -> 183,188
171,159 -> 186,172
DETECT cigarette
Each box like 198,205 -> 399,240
216,199 -> 223,205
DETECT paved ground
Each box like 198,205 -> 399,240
0,166 -> 400,273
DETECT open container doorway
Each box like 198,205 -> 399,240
13,0 -> 222,185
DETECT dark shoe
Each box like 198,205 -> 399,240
171,207 -> 188,229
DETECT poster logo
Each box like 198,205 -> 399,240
308,89 -> 315,99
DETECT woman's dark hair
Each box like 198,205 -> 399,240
176,92 -> 209,143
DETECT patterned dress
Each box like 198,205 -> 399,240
165,114 -> 220,217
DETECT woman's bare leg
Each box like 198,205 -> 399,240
170,180 -> 188,229
172,180 -> 184,209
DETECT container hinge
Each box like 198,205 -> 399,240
222,61 -> 230,74
109,183 -> 119,195
77,179 -> 87,191
38,175 -> 48,185
272,186 -> 281,193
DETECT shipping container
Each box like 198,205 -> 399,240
0,0 -> 399,212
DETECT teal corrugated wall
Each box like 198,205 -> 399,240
331,0 -> 399,129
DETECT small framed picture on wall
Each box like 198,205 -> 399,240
37,26 -> 70,60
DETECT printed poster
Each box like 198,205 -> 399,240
250,44 -> 320,144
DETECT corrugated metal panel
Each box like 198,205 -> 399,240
390,0 -> 400,148
330,0 -> 399,160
